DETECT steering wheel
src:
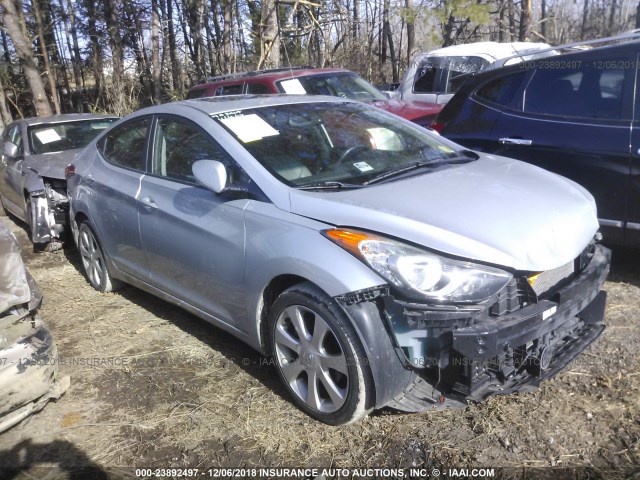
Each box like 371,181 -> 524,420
335,145 -> 368,166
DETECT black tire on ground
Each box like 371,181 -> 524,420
268,281 -> 374,425
77,221 -> 122,292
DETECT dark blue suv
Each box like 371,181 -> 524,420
432,37 -> 640,247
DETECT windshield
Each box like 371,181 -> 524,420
213,102 -> 467,188
276,73 -> 388,102
29,118 -> 117,154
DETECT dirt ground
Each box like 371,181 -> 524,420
0,213 -> 638,480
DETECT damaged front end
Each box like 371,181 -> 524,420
0,223 -> 69,432
28,179 -> 69,247
337,241 -> 610,410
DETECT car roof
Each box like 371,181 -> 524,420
20,113 -> 118,126
414,42 -> 552,62
192,68 -> 357,88
142,94 -> 358,117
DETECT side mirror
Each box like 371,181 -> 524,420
4,142 -> 18,158
192,159 -> 228,193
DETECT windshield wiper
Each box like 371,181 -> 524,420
297,180 -> 365,191
364,155 -> 474,185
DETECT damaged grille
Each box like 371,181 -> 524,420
528,260 -> 574,297
490,242 -> 596,317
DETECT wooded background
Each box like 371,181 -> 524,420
0,0 -> 638,124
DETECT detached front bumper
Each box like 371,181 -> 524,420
363,244 -> 611,408
0,312 -> 69,432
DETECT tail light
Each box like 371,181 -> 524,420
64,163 -> 76,179
429,122 -> 446,133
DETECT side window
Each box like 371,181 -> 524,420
247,83 -> 271,94
413,62 -> 438,94
475,72 -> 527,107
151,117 -> 234,183
98,117 -> 150,171
524,59 -> 627,119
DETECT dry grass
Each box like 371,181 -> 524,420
0,215 -> 638,479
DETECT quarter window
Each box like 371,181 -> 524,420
151,117 -> 233,183
476,72 -> 527,106
99,117 -> 150,171
524,60 -> 626,119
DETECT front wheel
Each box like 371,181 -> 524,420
77,221 -> 122,292
268,282 -> 374,425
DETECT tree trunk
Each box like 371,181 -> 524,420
519,0 -> 532,41
507,0 -> 516,41
32,0 -> 61,114
166,0 -> 181,92
259,0 -> 280,69
222,0 -> 233,72
609,0 -> 617,34
152,0 -> 162,103
0,0 -> 52,116
405,0 -> 415,63
85,0 -> 104,108
581,0 -> 590,40
540,0 -> 547,39
104,0 -> 127,114
0,75 -> 12,125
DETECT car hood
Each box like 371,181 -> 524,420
288,155 -> 599,272
24,149 -> 82,180
372,98 -> 442,122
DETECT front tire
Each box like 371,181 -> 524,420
268,282 -> 374,425
77,221 -> 121,292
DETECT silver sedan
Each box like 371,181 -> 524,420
0,114 -> 117,250
66,96 -> 609,424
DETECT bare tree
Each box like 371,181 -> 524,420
0,0 -> 52,116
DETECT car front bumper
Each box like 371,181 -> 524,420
0,312 -> 69,432
338,244 -> 611,409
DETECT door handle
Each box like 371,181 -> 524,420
499,137 -> 533,146
139,196 -> 158,210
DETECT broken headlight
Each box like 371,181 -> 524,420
324,229 -> 512,303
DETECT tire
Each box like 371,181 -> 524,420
268,282 -> 374,425
77,221 -> 122,292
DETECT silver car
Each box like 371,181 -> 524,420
0,114 -> 118,250
66,96 -> 610,425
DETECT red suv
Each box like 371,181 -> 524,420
187,67 -> 442,127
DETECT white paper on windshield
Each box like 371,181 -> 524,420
280,79 -> 307,94
35,129 -> 62,144
220,114 -> 280,143
353,161 -> 373,172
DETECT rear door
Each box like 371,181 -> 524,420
627,52 -> 640,245
137,114 -> 248,328
92,116 -> 151,278
489,52 -> 634,245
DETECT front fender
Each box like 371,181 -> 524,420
23,170 -> 45,194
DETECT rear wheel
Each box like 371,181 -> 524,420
78,221 -> 121,292
268,282 -> 374,425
